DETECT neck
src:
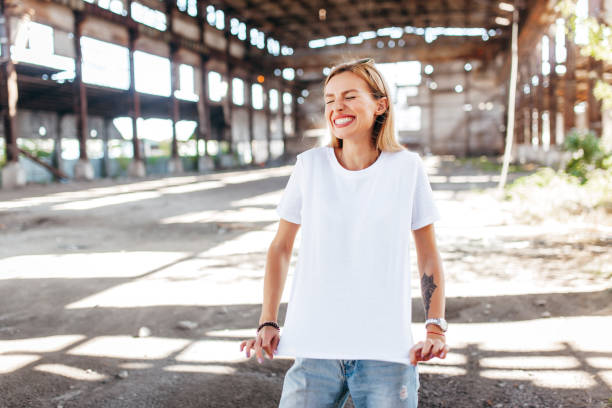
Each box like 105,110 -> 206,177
337,141 -> 380,171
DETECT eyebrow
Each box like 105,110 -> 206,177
324,89 -> 359,97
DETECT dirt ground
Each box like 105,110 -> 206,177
0,156 -> 610,408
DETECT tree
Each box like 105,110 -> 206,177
556,0 -> 612,109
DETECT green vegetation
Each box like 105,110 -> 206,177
117,157 -> 131,172
563,129 -> 611,184
456,156 -> 530,173
557,0 -> 612,109
505,166 -> 612,221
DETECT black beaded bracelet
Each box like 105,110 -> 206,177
257,321 -> 280,333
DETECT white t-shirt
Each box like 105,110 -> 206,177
274,145 -> 440,365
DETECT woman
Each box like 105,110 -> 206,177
240,58 -> 448,407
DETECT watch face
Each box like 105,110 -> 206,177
427,319 -> 447,332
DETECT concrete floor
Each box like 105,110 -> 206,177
0,157 -> 610,407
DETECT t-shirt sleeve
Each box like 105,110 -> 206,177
411,155 -> 441,230
276,155 -> 303,224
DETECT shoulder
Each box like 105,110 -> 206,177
383,148 -> 421,168
296,145 -> 329,166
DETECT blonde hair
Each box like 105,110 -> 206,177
324,58 -> 405,153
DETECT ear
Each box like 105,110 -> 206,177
374,97 -> 388,116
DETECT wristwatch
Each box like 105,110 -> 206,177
425,318 -> 448,332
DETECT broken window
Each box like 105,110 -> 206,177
208,71 -> 227,102
82,37 -> 130,90
131,2 -> 167,31
252,84 -> 264,109
232,78 -> 245,105
134,51 -> 171,96
269,89 -> 279,112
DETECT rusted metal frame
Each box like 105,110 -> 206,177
263,82 -> 271,163
0,0 -> 19,163
528,53 -> 537,146
532,38 -> 542,147
278,86 -> 286,158
46,0 -> 256,74
291,88 -> 298,140
212,0 -> 307,49
19,148 -> 69,179
128,26 -> 142,161
548,24 -> 557,146
245,76 -> 255,165
564,28 -> 576,133
73,10 -> 89,161
197,1 -> 210,159
224,13 -> 234,155
539,34 -> 549,148
167,0 -> 180,160
53,113 -> 64,177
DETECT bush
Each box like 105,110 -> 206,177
563,129 -> 611,184
505,166 -> 612,222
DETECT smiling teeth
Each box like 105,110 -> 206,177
335,117 -> 354,125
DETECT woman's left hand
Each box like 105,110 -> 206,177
409,332 -> 449,365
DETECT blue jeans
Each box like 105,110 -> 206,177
278,358 -> 419,408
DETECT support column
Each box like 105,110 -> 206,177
166,0 -> 182,174
224,13 -> 233,157
427,79 -> 434,154
292,89 -> 298,140
548,27 -> 558,146
197,57 -> 214,172
246,79 -> 255,165
535,42 -> 544,147
464,69 -> 471,156
0,0 -> 25,188
53,113 -> 64,181
279,86 -> 287,159
564,33 -> 577,135
73,11 -> 94,180
264,84 -> 272,163
225,66 -> 234,158
196,2 -> 213,172
168,43 -> 183,173
127,27 -> 145,177
102,117 -> 111,178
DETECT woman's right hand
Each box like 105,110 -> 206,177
239,326 -> 280,363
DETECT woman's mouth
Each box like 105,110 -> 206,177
333,116 -> 355,128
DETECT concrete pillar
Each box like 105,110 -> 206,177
292,89 -> 298,139
548,28 -> 558,146
127,28 -> 145,177
247,79 -> 255,165
225,66 -> 234,156
224,13 -> 234,156
264,84 -> 271,163
73,11 -> 94,181
564,34 -> 577,135
464,69 -> 471,156
278,85 -> 287,159
168,43 -> 183,174
197,58 -> 214,172
53,113 -> 64,179
0,0 -> 23,188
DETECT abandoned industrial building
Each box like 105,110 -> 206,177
1,0 -> 609,189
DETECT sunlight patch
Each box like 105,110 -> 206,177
0,335 -> 85,354
164,364 -> 236,374
67,336 -> 190,360
0,354 -> 41,374
34,364 -> 109,381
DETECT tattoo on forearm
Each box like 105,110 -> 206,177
421,273 -> 437,318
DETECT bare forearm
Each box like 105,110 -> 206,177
419,253 -> 445,319
259,244 -> 292,324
